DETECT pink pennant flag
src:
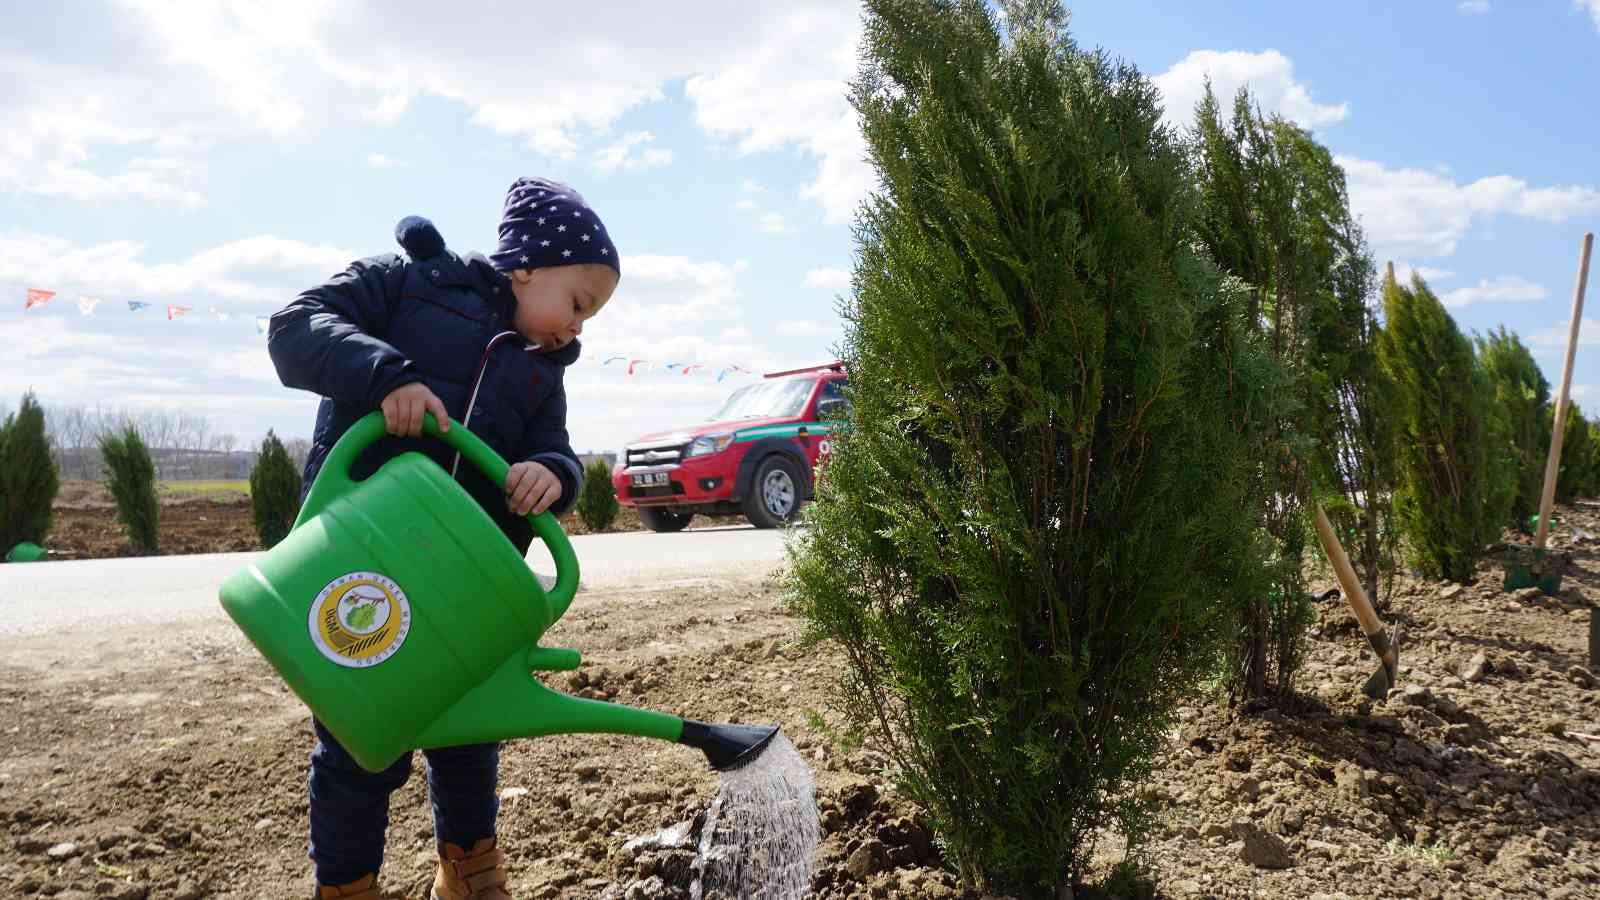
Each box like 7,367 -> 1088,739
167,305 -> 192,320
24,288 -> 55,310
627,359 -> 650,376
682,364 -> 705,376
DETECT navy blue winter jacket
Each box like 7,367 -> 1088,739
267,218 -> 584,555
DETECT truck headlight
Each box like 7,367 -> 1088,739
684,433 -> 734,458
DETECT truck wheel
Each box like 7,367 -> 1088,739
743,456 -> 801,529
639,507 -> 694,533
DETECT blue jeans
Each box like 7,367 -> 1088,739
308,718 -> 500,886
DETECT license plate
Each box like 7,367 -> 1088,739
632,472 -> 669,487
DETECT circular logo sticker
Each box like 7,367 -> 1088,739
308,572 -> 412,668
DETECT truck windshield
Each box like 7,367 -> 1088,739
710,379 -> 815,421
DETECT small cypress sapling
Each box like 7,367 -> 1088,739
1477,327 -> 1550,531
1375,273 -> 1495,581
250,430 -> 302,549
0,391 -> 60,553
576,459 -> 620,532
100,426 -> 160,554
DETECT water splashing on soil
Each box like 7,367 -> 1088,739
690,733 -> 820,899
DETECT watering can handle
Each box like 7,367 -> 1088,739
294,411 -> 581,619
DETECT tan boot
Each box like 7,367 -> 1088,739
431,838 -> 511,900
314,873 -> 381,900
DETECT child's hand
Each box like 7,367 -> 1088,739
506,461 -> 561,516
380,382 -> 450,436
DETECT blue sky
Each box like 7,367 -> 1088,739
2,1 -> 1598,457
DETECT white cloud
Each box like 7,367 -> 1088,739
1579,0 -> 1600,32
1530,317 -> 1600,348
777,319 -> 838,338
804,267 -> 851,290
1391,262 -> 1455,284
756,213 -> 791,234
734,198 -> 760,211
3,3 -> 865,221
1439,275 -> 1547,308
1153,49 -> 1348,131
588,253 -> 747,337
366,153 -> 404,169
0,230 -> 354,309
740,179 -> 766,194
1458,1 -> 1491,14
1339,155 -> 1600,259
593,132 -> 673,174
685,7 -> 871,224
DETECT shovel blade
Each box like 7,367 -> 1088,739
1362,665 -> 1392,700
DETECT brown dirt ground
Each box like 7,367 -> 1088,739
41,481 -> 744,559
4,507 -> 1600,899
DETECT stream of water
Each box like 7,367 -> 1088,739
690,733 -> 820,899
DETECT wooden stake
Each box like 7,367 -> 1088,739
1535,233 -> 1595,549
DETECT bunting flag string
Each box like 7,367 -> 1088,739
18,287 -> 762,382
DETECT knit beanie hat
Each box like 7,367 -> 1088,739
489,177 -> 620,275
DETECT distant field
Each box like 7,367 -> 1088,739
159,479 -> 251,498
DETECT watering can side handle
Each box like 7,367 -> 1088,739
292,411 -> 580,616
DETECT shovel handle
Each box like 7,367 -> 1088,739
1535,232 -> 1594,549
1313,505 -> 1384,639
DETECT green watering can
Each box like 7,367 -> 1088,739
219,411 -> 777,774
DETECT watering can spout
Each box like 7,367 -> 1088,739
679,719 -> 780,771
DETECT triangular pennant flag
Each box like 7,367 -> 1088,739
663,362 -> 684,374
77,296 -> 101,316
602,355 -> 627,366
128,300 -> 151,311
24,288 -> 55,310
627,359 -> 650,376
682,364 -> 705,376
167,305 -> 192,320
255,315 -> 270,336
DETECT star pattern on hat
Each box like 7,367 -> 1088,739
493,177 -> 618,273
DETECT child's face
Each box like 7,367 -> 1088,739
507,263 -> 618,350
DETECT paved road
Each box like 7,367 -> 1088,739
0,525 -> 793,638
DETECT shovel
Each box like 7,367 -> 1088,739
1505,233 -> 1593,594
1312,505 -> 1399,699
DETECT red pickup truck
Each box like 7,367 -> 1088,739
612,362 -> 849,531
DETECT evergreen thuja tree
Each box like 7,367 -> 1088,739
576,459 -> 620,532
250,430 -> 302,549
1191,86 -> 1361,697
0,391 -> 60,553
789,1 -> 1276,893
100,426 -> 160,554
1478,327 -> 1550,531
1376,273 -> 1497,581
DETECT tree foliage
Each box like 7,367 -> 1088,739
1376,274 -> 1502,581
250,430 -> 302,549
99,426 -> 160,554
576,458 -> 620,532
1478,327 -> 1551,531
789,2 -> 1277,892
0,391 -> 60,554
1190,86 -> 1378,695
